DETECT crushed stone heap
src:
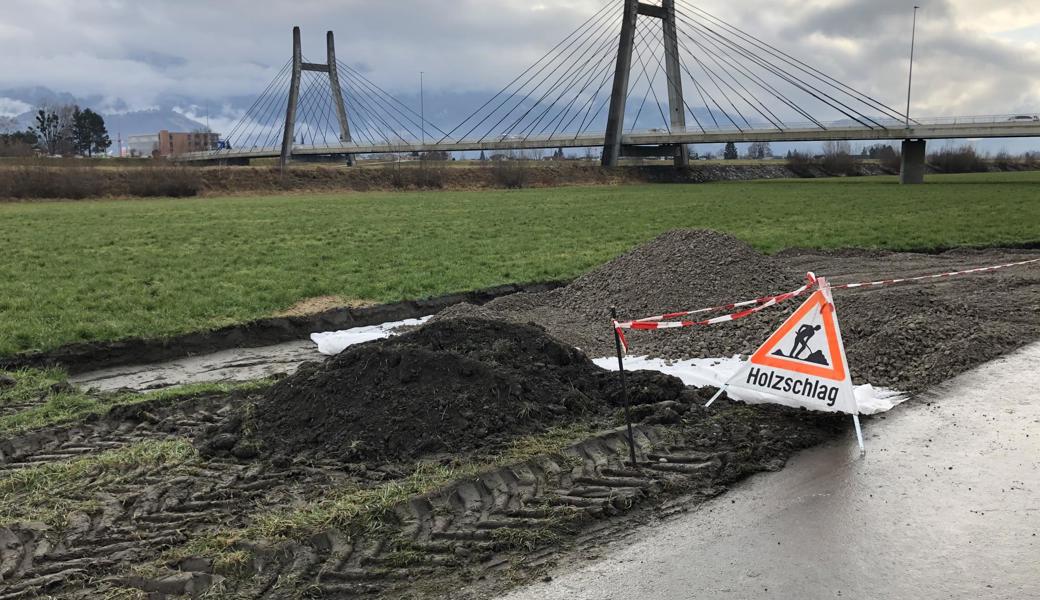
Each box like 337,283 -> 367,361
437,229 -> 806,359
432,230 -> 1040,392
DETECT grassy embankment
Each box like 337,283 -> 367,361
1,171 -> 1038,356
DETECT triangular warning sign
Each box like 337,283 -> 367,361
749,288 -> 846,381
719,279 -> 859,415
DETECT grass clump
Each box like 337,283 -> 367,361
0,367 -> 69,407
0,369 -> 273,435
490,526 -> 565,551
0,439 -> 198,528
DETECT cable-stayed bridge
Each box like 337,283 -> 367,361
180,0 -> 1040,183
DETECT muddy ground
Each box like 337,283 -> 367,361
1,231 -> 1037,599
0,382 -> 846,600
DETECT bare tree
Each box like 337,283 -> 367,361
29,104 -> 76,155
746,141 -> 772,159
820,140 -> 857,175
821,140 -> 852,157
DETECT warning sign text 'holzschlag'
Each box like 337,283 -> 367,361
726,279 -> 859,414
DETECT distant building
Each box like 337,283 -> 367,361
126,130 -> 221,158
127,134 -> 159,158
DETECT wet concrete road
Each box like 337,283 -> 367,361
501,342 -> 1040,600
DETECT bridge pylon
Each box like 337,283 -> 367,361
603,0 -> 688,168
280,27 -> 354,169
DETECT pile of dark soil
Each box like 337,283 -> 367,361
202,318 -> 684,461
434,230 -> 1040,393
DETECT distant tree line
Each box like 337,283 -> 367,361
0,104 -> 111,157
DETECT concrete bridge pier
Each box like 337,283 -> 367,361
900,139 -> 926,184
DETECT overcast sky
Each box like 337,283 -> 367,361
1,0 -> 1038,121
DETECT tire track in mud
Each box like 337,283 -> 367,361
113,397 -> 839,599
300,426 -> 733,599
0,392 -> 839,598
0,394 -> 352,599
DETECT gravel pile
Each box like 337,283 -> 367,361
433,230 -> 1040,393
441,229 -> 806,359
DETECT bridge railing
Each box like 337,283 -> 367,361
177,113 -> 1040,161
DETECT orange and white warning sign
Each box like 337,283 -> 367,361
721,278 -> 858,414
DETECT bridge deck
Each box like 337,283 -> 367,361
179,118 -> 1040,162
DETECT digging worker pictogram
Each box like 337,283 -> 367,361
789,324 -> 822,360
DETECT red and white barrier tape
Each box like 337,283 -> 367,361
611,257 -> 1039,353
630,272 -> 819,324
829,257 -> 1040,289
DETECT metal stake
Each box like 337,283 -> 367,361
852,413 -> 865,455
611,307 -> 638,466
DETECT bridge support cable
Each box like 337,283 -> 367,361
337,73 -> 421,145
537,41 -> 621,139
516,23 -> 627,141
568,47 -> 622,138
315,71 -> 378,147
629,21 -> 671,134
338,72 -> 415,147
674,10 -> 878,129
673,17 -> 825,129
668,21 -> 787,131
631,19 -> 705,134
335,70 -> 400,147
675,30 -> 749,131
498,12 -> 625,143
678,1 -> 909,124
437,0 -> 621,145
337,61 -> 451,140
469,3 -> 624,145
215,60 -> 292,155
339,62 -> 439,141
674,0 -> 904,127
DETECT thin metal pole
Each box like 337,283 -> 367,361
611,307 -> 638,466
905,6 -> 919,128
420,71 -> 425,147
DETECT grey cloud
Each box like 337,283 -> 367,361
0,0 -> 1036,121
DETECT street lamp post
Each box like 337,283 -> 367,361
420,71 -> 425,147
905,6 -> 919,128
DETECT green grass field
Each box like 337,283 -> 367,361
2,171 -> 1038,356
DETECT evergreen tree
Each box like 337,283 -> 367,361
723,142 -> 738,160
72,107 -> 111,157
